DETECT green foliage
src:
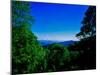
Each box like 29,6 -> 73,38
46,43 -> 70,71
70,51 -> 80,60
12,23 -> 46,73
12,1 -> 46,74
12,1 -> 96,74
12,1 -> 34,27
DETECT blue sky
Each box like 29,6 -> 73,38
30,2 -> 88,41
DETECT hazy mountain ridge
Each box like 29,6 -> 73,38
38,40 -> 76,46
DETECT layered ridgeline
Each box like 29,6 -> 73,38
38,40 -> 76,46
12,1 -> 96,74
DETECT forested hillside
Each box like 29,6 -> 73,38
12,1 -> 96,74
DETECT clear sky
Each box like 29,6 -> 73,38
30,2 -> 89,41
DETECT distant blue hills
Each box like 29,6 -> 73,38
38,40 -> 76,46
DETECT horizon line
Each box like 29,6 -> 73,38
37,39 -> 79,41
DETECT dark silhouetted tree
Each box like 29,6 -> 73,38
76,6 -> 96,39
75,6 -> 96,69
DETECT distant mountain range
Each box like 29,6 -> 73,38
38,40 -> 76,46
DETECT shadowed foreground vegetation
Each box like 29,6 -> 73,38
12,1 -> 96,74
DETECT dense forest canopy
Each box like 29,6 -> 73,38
12,1 -> 46,73
12,1 -> 96,74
